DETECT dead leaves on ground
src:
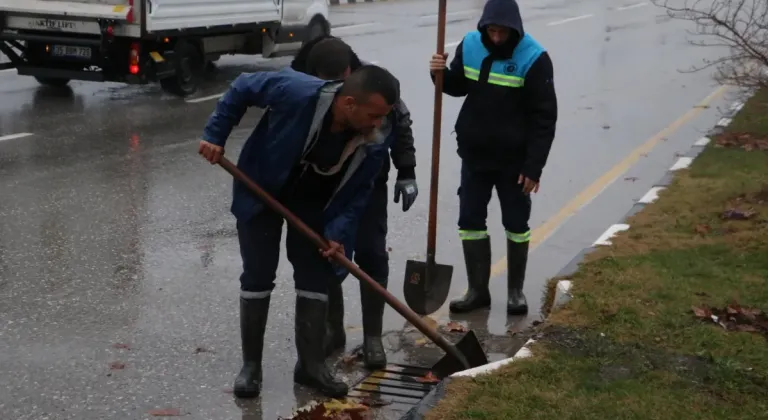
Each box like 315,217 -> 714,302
108,361 -> 126,370
721,208 -> 757,220
148,408 -> 183,417
286,399 -> 371,420
714,132 -> 768,151
340,350 -> 363,367
691,302 -> 768,337
445,321 -> 467,333
415,371 -> 441,384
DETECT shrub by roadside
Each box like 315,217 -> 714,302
424,89 -> 768,420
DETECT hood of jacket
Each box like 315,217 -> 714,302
477,0 -> 524,58
290,35 -> 364,75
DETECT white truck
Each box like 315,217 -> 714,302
0,0 -> 330,96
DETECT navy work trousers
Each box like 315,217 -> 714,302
457,162 -> 532,237
236,200 -> 336,296
350,180 -> 389,284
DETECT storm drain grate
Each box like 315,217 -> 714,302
348,363 -> 438,414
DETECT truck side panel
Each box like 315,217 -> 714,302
146,0 -> 281,33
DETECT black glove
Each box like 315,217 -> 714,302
394,179 -> 418,212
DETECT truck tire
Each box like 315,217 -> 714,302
35,77 -> 70,88
160,40 -> 204,97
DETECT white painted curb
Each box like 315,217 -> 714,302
450,339 -> 536,378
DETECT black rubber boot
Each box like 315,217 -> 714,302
294,295 -> 349,398
324,283 -> 346,357
506,239 -> 529,315
360,279 -> 387,370
233,296 -> 270,399
449,238 -> 492,313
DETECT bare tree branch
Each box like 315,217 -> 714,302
653,0 -> 768,89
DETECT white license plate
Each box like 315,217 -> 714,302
52,45 -> 92,59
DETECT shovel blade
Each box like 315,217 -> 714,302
402,259 -> 453,315
431,329 -> 488,378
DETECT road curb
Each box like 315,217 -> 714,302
548,93 -> 750,311
400,339 -> 537,420
398,91 -> 752,420
328,0 -> 387,5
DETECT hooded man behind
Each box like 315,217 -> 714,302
289,36 -> 419,370
428,0 -> 558,315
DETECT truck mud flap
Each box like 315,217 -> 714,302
346,364 -> 440,416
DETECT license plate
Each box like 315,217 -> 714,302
51,45 -> 92,59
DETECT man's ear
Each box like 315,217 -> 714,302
339,95 -> 356,109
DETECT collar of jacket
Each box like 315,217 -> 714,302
301,80 -> 391,210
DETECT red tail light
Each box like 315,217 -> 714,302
129,42 -> 140,75
126,0 -> 134,24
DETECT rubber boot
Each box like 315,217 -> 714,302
293,295 -> 349,398
233,296 -> 270,398
324,283 -> 346,357
449,237 -> 492,313
360,279 -> 387,369
506,239 -> 529,315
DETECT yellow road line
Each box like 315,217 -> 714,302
428,85 -> 728,322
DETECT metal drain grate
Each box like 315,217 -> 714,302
347,364 -> 438,415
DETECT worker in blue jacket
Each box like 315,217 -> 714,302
198,65 -> 401,399
290,36 -> 418,370
429,0 -> 558,315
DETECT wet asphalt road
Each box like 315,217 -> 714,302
0,0 -> 734,418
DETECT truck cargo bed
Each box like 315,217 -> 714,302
0,0 -> 282,33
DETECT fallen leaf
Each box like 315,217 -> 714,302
416,371 -> 440,384
290,399 -> 372,420
692,302 -> 768,337
414,337 -> 428,347
148,408 -> 182,417
714,132 -> 768,151
421,316 -> 438,329
735,324 -> 760,333
109,362 -> 126,370
112,343 -> 131,350
445,321 -> 467,332
356,398 -> 392,408
340,353 -> 361,366
323,399 -> 369,413
694,224 -> 710,235
692,306 -> 711,318
721,208 -> 756,220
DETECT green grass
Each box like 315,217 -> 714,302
425,89 -> 768,420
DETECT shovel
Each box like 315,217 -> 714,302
216,157 -> 488,378
402,0 -> 453,316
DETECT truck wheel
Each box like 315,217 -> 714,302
35,77 -> 70,88
160,41 -> 204,97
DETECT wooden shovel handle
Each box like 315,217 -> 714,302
217,157 -> 468,368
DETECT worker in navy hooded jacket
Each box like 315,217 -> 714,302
198,64 -> 401,399
428,0 -> 558,315
290,36 -> 418,370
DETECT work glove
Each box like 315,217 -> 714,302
394,179 -> 418,212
